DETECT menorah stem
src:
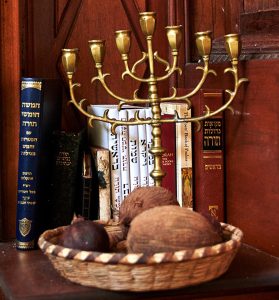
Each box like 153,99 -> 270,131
147,38 -> 155,76
148,80 -> 166,186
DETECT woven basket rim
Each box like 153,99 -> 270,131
38,222 -> 243,265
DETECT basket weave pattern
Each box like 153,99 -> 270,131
38,222 -> 243,291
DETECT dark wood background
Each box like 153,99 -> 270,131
1,0 -> 278,257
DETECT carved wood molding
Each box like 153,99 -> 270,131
211,9 -> 279,62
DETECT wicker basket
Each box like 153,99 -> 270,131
38,221 -> 243,292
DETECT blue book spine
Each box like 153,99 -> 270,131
16,79 -> 43,250
16,78 -> 62,250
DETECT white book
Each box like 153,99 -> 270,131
160,102 -> 192,207
145,107 -> 154,186
138,109 -> 149,187
127,108 -> 140,192
118,109 -> 130,200
87,105 -> 122,220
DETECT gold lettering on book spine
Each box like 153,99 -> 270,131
21,81 -> 42,90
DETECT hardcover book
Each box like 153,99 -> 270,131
79,150 -> 99,220
16,78 -> 62,250
49,130 -> 85,228
138,109 -> 149,187
80,151 -> 93,220
119,109 -> 130,199
192,90 -> 225,221
127,108 -> 140,192
145,107 -> 154,186
161,112 -> 176,196
176,103 -> 193,209
90,146 -> 111,221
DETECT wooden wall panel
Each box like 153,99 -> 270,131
21,0 -> 149,131
0,1 -> 21,240
244,0 -> 279,12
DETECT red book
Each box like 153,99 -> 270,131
193,90 -> 225,222
161,113 -> 176,196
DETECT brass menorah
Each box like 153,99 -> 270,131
61,11 -> 248,187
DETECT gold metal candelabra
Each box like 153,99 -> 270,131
61,11 -> 248,187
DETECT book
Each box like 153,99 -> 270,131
80,151 -> 92,219
176,103 -> 193,209
145,107 -> 154,186
87,105 -> 121,220
90,146 -> 111,221
16,78 -> 62,250
161,112 -> 176,195
192,90 -> 225,221
48,130 -> 85,229
79,150 -> 99,220
160,102 -> 193,208
119,109 -> 130,199
138,109 -> 149,187
127,108 -> 140,192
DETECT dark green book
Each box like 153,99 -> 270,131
48,130 -> 85,228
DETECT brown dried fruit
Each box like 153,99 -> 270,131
59,220 -> 110,252
127,205 -> 223,254
119,186 -> 179,226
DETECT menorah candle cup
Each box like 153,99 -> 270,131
139,12 -> 156,38
61,48 -> 79,78
224,33 -> 240,62
115,30 -> 131,60
195,31 -> 212,58
166,25 -> 183,54
88,40 -> 106,68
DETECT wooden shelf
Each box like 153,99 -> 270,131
0,242 -> 278,300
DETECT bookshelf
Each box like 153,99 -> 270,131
0,242 -> 279,299
0,0 -> 278,298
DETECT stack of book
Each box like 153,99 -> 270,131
87,103 -> 194,220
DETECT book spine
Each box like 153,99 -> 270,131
160,103 -> 180,200
138,109 -> 149,187
127,109 -> 140,192
108,110 -> 122,221
16,78 -> 62,250
119,109 -> 130,199
176,104 -> 193,209
80,150 -> 99,221
81,152 -> 92,220
193,90 -> 225,221
49,130 -> 84,228
161,113 -> 176,196
145,107 -> 154,186
90,147 -> 111,222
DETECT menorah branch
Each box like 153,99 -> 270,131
173,59 -> 217,101
91,68 -> 149,104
